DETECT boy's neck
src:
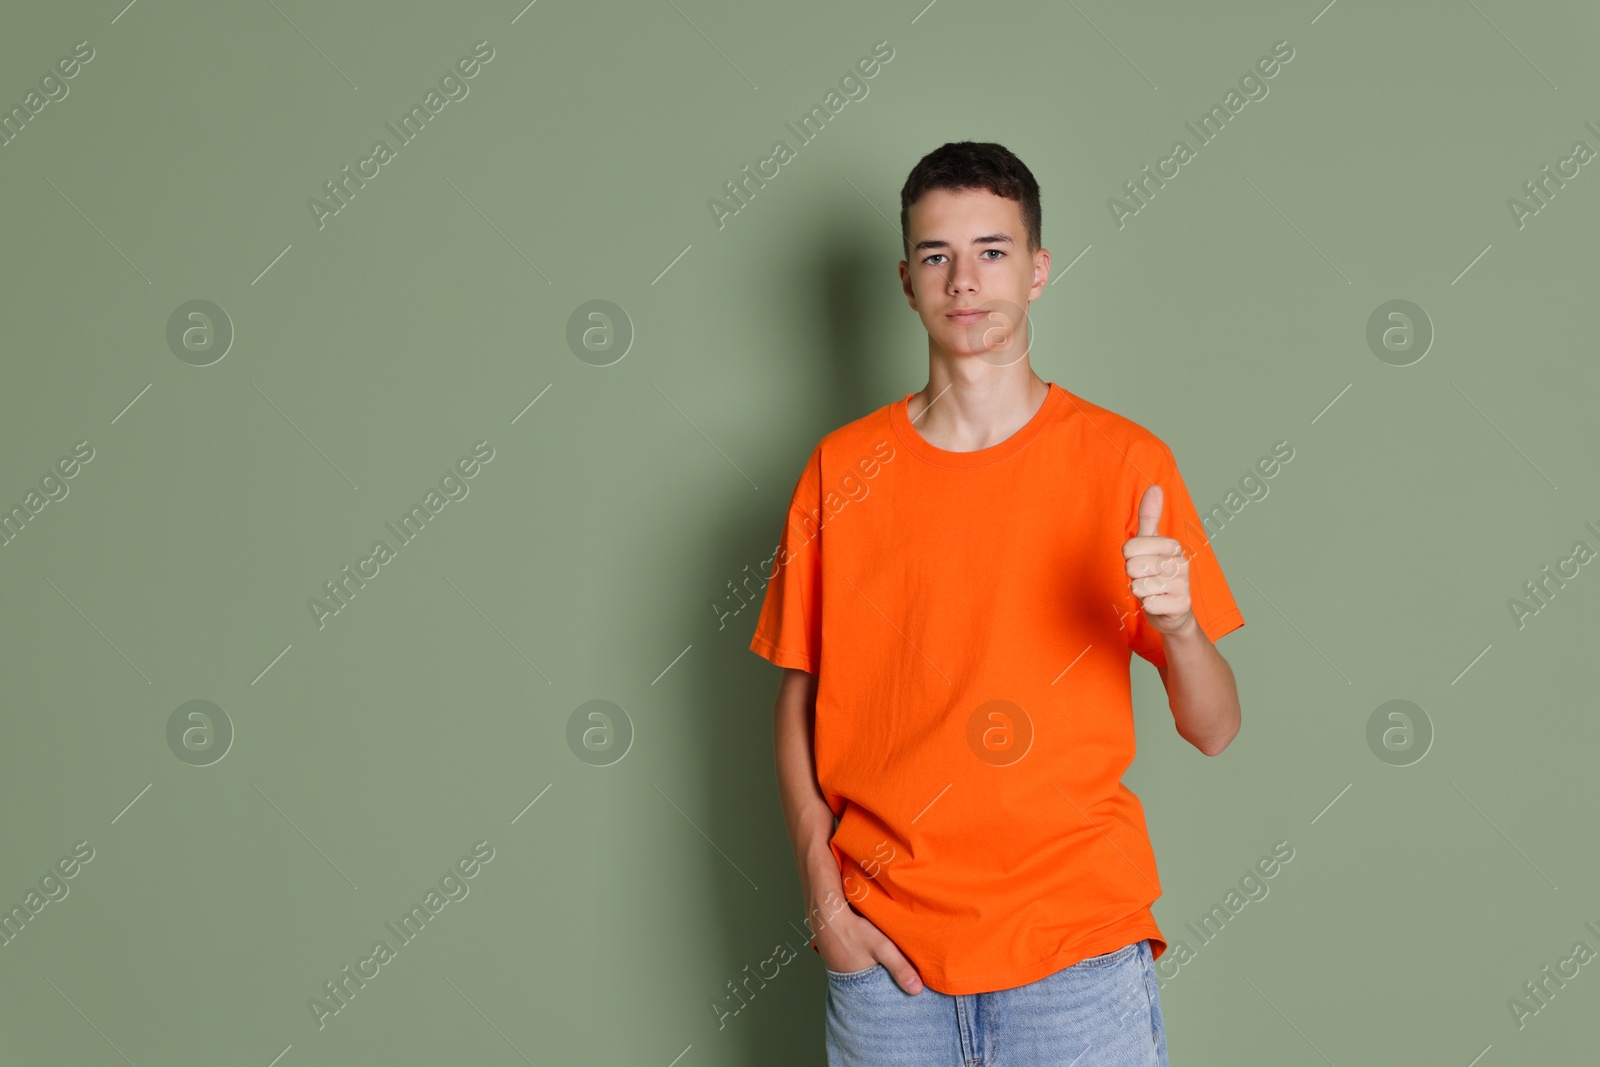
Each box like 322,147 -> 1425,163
905,369 -> 1051,453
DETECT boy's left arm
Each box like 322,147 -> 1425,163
1125,483 -> 1241,756
1155,623 -> 1240,756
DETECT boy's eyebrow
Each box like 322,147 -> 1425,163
912,233 -> 1014,253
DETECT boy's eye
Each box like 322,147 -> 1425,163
922,250 -> 1004,265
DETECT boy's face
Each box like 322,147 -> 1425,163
899,186 -> 1049,366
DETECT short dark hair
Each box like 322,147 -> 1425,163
899,141 -> 1041,264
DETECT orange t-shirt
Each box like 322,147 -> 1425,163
748,381 -> 1245,995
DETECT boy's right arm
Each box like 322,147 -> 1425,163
772,666 -> 925,994
773,665 -> 839,889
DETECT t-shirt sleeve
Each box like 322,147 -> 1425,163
748,444 -> 823,673
1126,447 -> 1244,668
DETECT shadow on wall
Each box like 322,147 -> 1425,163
696,215 -> 896,1064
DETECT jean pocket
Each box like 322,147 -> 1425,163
1071,940 -> 1141,969
825,961 -> 883,983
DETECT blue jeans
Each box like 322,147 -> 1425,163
824,938 -> 1168,1066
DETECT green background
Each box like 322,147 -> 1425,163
2,0 -> 1598,1063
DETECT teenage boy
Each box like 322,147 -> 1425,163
749,141 -> 1244,1066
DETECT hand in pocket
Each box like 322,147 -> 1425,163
814,904 -> 924,994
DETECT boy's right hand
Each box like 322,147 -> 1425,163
813,905 -> 924,995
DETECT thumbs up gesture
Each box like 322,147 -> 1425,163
1123,485 -> 1193,636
